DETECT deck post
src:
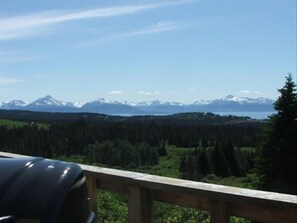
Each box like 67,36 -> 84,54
127,185 -> 153,223
86,176 -> 97,216
210,200 -> 230,223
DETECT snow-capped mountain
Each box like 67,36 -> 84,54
192,95 -> 274,105
20,95 -> 79,112
214,95 -> 274,104
63,101 -> 76,107
90,98 -> 122,105
129,100 -> 186,114
0,95 -> 275,115
81,98 -> 141,114
192,100 -> 212,105
28,95 -> 64,107
72,101 -> 85,108
129,100 -> 185,107
1,100 -> 29,109
186,95 -> 274,112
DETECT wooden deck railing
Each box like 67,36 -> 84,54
1,151 -> 296,223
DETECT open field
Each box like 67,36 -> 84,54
0,118 -> 48,129
0,118 -> 28,129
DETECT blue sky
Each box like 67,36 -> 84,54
0,0 -> 296,103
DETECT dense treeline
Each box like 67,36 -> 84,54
0,113 -> 263,162
0,110 -> 255,124
86,140 -> 160,168
179,140 -> 256,181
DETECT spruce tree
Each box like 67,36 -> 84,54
257,74 -> 297,194
197,149 -> 212,177
222,139 -> 242,177
211,142 -> 230,177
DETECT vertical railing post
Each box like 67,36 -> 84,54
210,200 -> 230,223
86,176 -> 97,216
127,185 -> 153,223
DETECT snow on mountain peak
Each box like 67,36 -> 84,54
225,95 -> 236,100
1,100 -> 29,108
72,101 -> 85,108
192,100 -> 211,105
130,100 -> 185,107
0,95 -> 275,113
93,98 -> 114,104
219,95 -> 274,104
29,95 -> 64,106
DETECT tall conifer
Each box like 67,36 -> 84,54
257,74 -> 297,194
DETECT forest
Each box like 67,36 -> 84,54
0,111 -> 263,223
0,111 -> 261,172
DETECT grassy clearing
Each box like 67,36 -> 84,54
135,145 -> 257,190
203,174 -> 258,189
0,118 -> 27,129
135,145 -> 192,178
0,118 -> 48,129
58,146 -> 258,190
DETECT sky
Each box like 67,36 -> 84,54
0,0 -> 296,104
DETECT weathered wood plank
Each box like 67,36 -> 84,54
0,151 -> 31,158
86,176 -> 97,216
153,190 -> 211,210
229,202 -> 297,223
210,200 -> 230,223
127,185 -> 153,223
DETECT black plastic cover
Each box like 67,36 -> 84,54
0,157 -> 92,223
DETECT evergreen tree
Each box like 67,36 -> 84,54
196,149 -> 212,177
221,139 -> 242,177
257,74 -> 297,194
179,154 -> 188,179
158,141 -> 167,156
211,142 -> 230,177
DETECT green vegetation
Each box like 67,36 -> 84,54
135,145 -> 183,177
179,143 -> 256,182
0,75 -> 295,221
97,191 -> 128,223
0,118 -> 48,129
86,140 -> 158,169
0,112 -> 262,158
0,118 -> 28,129
0,112 -> 261,223
257,74 -> 297,195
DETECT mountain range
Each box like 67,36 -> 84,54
0,95 -> 275,115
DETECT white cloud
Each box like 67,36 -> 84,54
114,21 -> 184,38
239,90 -> 251,94
78,20 -> 185,48
109,90 -> 123,95
240,90 -> 264,95
0,1 -> 196,41
0,76 -> 25,85
138,91 -> 152,95
138,90 -> 161,95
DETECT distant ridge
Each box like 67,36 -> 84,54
0,95 -> 275,115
